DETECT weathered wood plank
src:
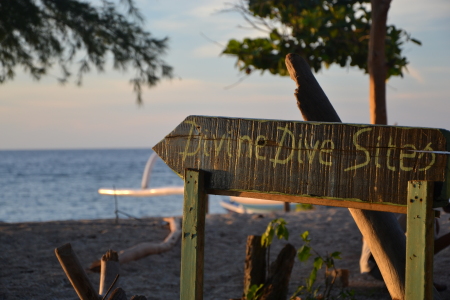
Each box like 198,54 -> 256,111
180,169 -> 206,300
207,189 -> 407,213
55,243 -> 98,300
99,250 -> 120,297
153,116 -> 450,206
406,181 -> 436,300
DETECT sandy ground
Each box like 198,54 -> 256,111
1,207 -> 450,300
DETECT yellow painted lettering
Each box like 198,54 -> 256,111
386,137 -> 396,171
227,131 -> 233,157
203,140 -> 210,156
179,120 -> 202,161
213,133 -> 226,156
319,140 -> 334,166
304,139 -> 320,164
297,134 -> 304,164
344,127 -> 372,172
399,144 -> 416,171
375,136 -> 381,168
419,143 -> 436,171
238,135 -> 253,158
270,125 -> 295,167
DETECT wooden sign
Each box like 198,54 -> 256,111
153,116 -> 450,207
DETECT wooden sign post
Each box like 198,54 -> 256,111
153,115 -> 450,300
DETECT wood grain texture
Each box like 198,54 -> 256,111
99,250 -> 120,297
284,52 -> 414,300
54,243 -> 98,300
406,181 -> 437,300
107,288 -> 127,300
286,53 -> 342,123
207,189 -> 407,213
259,243 -> 296,300
243,235 -> 266,298
153,115 -> 450,207
180,169 -> 206,300
117,217 -> 181,264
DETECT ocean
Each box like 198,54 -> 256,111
0,149 -> 227,223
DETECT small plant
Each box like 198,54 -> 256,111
291,231 -> 355,300
261,218 -> 289,247
261,218 -> 289,275
246,283 -> 264,300
255,219 -> 356,300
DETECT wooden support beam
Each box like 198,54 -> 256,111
208,189 -> 407,214
180,169 -> 207,300
406,181 -> 436,300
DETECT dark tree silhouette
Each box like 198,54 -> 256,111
0,0 -> 172,103
222,0 -> 421,123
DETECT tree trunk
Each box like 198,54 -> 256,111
286,53 -> 408,299
369,0 -> 391,125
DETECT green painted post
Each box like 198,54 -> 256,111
180,169 -> 206,300
406,181 -> 435,300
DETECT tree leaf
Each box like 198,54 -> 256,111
313,257 -> 323,270
300,231 -> 310,242
307,268 -> 318,291
297,245 -> 311,262
0,0 -> 172,104
246,283 -> 264,300
331,251 -> 341,259
222,0 -> 420,80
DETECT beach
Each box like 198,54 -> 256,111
1,207 -> 450,300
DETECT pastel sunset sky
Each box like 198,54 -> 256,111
1,0 -> 449,150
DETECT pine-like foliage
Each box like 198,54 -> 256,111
0,0 -> 172,103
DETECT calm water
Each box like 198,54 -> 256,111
0,149 -> 226,223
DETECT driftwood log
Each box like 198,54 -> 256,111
105,287 -> 148,300
90,217 -> 181,272
118,217 -> 181,264
99,250 -> 120,297
259,244 -> 296,300
325,269 -> 349,288
285,53 -> 441,300
243,235 -> 266,297
107,287 -> 127,300
129,296 -> 148,300
55,243 -> 98,300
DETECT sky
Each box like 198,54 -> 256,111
1,0 -> 449,150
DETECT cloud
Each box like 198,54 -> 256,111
150,18 -> 190,32
192,43 -> 223,58
186,1 -> 225,18
405,66 -> 425,84
389,0 -> 450,31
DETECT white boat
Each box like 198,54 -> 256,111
98,152 -> 185,197
99,152 -> 296,214
220,196 -> 297,214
